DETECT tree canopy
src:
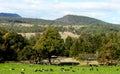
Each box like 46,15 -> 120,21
33,27 -> 64,64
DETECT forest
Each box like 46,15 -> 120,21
0,15 -> 120,65
0,27 -> 120,65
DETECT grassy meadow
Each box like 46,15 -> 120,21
0,63 -> 120,74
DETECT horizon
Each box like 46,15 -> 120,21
0,0 -> 120,24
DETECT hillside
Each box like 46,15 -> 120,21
0,13 -> 120,36
0,14 -> 110,25
55,15 -> 109,25
0,13 -> 21,18
0,17 -> 53,24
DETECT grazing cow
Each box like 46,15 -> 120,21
96,68 -> 98,71
89,67 -> 94,71
61,69 -> 65,72
70,67 -> 72,69
41,68 -> 45,72
34,69 -> 38,72
21,71 -> 24,74
116,69 -> 119,71
64,69 -> 70,71
61,68 -> 64,70
34,69 -> 43,72
60,68 -> 65,72
9,68 -> 15,70
50,68 -> 53,71
22,68 -> 25,71
72,70 -> 75,72
89,64 -> 93,67
37,69 -> 41,72
44,69 -> 48,72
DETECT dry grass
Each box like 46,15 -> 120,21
59,32 -> 79,39
17,23 -> 33,27
19,32 -> 79,39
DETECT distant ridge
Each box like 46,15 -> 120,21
0,13 -> 120,34
55,15 -> 109,25
0,13 -> 21,18
0,13 -> 111,25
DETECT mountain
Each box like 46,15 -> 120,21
0,14 -> 112,25
0,17 -> 53,24
0,13 -> 21,18
55,15 -> 109,25
0,14 -> 120,34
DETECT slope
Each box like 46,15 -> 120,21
55,15 -> 109,25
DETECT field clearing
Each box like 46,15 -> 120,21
19,31 -> 79,39
0,63 -> 120,74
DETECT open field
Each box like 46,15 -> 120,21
19,32 -> 79,39
0,63 -> 120,74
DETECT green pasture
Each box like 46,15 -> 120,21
0,63 -> 119,74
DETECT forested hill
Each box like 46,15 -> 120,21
0,14 -> 111,25
1,13 -> 120,34
0,17 -> 53,24
0,13 -> 21,18
55,15 -> 109,25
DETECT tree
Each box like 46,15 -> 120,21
18,45 -> 35,60
2,31 -> 28,61
33,27 -> 64,64
28,33 -> 41,46
98,33 -> 120,63
0,35 -> 4,62
64,36 -> 74,56
70,39 -> 80,57
0,28 -> 7,62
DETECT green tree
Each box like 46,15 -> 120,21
28,33 -> 41,46
18,45 -> 35,60
33,27 -> 64,64
64,36 -> 74,56
98,33 -> 120,63
2,31 -> 28,61
70,39 -> 80,57
0,28 -> 7,62
0,35 -> 4,62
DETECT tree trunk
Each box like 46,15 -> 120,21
48,56 -> 52,65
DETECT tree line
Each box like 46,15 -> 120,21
1,23 -> 120,34
0,27 -> 120,64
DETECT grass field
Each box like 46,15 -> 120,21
0,63 -> 120,74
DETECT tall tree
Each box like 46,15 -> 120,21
18,45 -> 35,60
64,36 -> 74,56
0,28 -> 7,62
0,35 -> 4,62
33,27 -> 64,64
2,31 -> 28,61
70,39 -> 80,57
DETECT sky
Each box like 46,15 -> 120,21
0,0 -> 120,24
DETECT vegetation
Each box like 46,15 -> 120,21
55,15 -> 109,25
0,14 -> 120,65
69,33 -> 120,63
0,14 -> 120,34
0,26 -> 120,64
0,17 -> 53,25
0,13 -> 120,74
33,27 -> 64,64
0,31 -> 29,61
0,63 -> 120,74
0,14 -> 109,25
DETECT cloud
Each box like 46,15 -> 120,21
0,0 -> 120,24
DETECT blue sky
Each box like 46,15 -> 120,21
0,0 -> 120,24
